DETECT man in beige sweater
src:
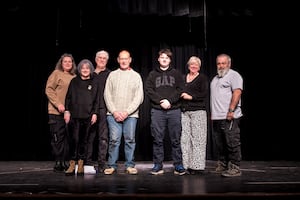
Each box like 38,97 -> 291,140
104,50 -> 144,175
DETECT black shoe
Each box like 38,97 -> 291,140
62,161 -> 69,171
97,164 -> 106,174
187,168 -> 196,175
188,168 -> 204,175
53,161 -> 65,172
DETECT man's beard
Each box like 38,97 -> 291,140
217,68 -> 229,78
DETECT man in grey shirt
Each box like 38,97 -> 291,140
210,53 -> 243,177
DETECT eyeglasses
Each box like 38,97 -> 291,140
119,57 -> 130,61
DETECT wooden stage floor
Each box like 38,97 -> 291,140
0,160 -> 299,199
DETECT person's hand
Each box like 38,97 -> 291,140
57,104 -> 65,113
160,99 -> 171,109
64,111 -> 71,124
120,111 -> 128,121
181,92 -> 192,100
113,111 -> 128,122
91,114 -> 97,125
226,111 -> 234,120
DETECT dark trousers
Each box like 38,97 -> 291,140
86,108 -> 109,165
48,114 -> 69,161
212,118 -> 242,166
150,108 -> 183,166
69,118 -> 93,161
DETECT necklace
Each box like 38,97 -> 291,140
187,72 -> 199,82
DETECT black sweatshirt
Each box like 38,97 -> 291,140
145,66 -> 184,110
65,76 -> 100,119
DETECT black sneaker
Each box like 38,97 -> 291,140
174,165 -> 186,175
150,164 -> 164,175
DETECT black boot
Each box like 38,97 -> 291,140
97,163 -> 106,173
53,161 -> 65,172
63,161 -> 69,171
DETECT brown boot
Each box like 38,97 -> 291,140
221,161 -> 242,177
77,159 -> 84,176
65,160 -> 76,176
215,160 -> 227,173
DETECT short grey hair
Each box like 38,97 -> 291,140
187,56 -> 201,67
96,50 -> 109,60
77,59 -> 94,74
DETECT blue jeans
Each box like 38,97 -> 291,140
106,115 -> 137,169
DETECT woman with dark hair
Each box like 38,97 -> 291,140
45,53 -> 77,172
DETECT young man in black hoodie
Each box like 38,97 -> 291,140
145,48 -> 186,175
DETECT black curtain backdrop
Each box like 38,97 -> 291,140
3,0 -> 298,161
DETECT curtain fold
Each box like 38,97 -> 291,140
116,0 -> 204,17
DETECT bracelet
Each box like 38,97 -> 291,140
64,111 -> 70,114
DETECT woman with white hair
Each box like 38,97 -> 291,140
180,56 -> 209,175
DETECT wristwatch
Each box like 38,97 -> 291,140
228,108 -> 235,113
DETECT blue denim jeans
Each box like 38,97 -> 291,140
106,115 -> 137,169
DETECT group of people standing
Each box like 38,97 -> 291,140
45,48 -> 243,178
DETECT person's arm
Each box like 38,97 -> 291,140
168,71 -> 184,104
45,71 -> 61,109
104,74 -> 116,114
229,88 -> 242,112
145,72 -> 163,105
126,74 -> 144,115
64,83 -> 72,124
227,88 -> 242,120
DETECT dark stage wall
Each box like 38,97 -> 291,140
3,1 -> 298,161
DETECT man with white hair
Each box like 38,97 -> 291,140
210,53 -> 243,177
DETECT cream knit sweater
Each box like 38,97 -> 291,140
104,68 -> 144,118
